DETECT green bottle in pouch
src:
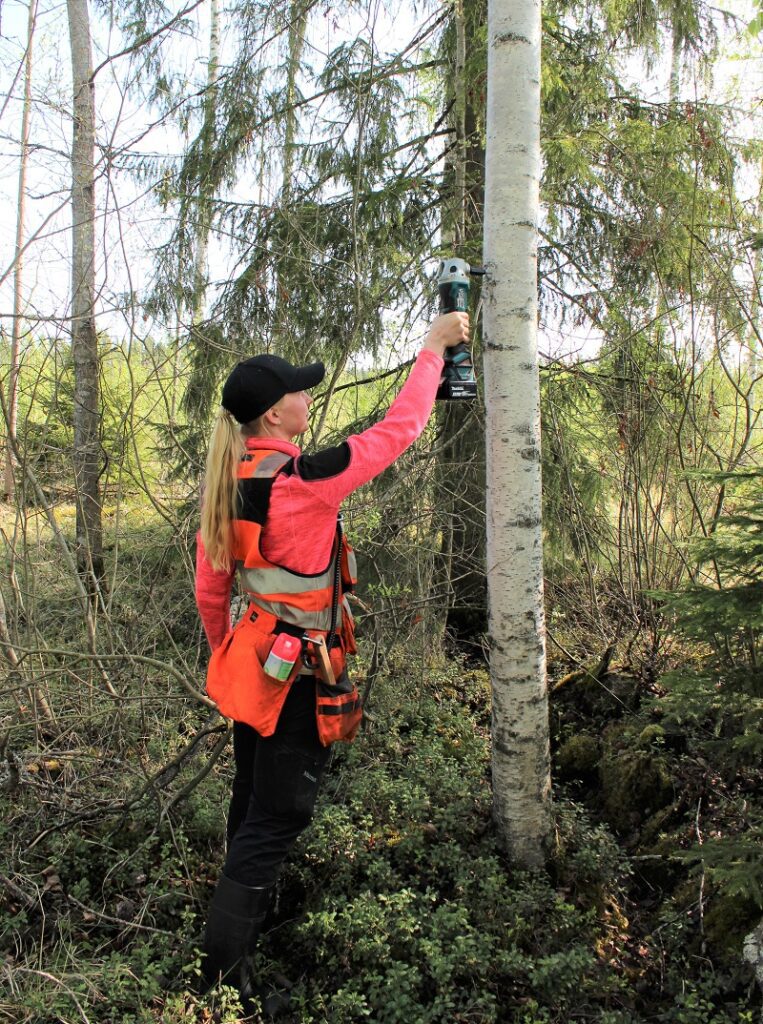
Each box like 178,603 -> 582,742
263,633 -> 301,682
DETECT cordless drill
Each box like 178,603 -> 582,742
435,257 -> 485,401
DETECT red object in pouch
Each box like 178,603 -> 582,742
262,633 -> 302,682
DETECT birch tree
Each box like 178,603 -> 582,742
483,0 -> 551,867
3,0 -> 37,501
67,0 -> 103,582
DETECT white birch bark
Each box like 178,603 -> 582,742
669,16 -> 682,104
483,0 -> 552,867
67,0 -> 103,580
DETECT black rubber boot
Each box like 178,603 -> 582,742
201,873 -> 273,993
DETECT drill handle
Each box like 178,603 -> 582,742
443,341 -> 472,367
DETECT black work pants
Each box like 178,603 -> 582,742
223,676 -> 331,888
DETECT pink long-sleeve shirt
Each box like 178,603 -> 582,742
195,347 -> 444,650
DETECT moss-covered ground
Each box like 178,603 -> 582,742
1,490 -> 760,1023
2,643 -> 760,1023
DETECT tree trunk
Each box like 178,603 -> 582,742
4,0 -> 37,501
750,166 -> 762,387
283,0 -> 308,199
453,0 -> 467,246
67,0 -> 103,582
483,0 -> 552,867
668,13 -> 681,104
437,0 -> 488,651
192,0 -> 220,321
273,0 -> 309,337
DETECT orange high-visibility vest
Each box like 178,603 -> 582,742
206,448 -> 361,742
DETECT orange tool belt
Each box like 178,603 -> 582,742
206,598 -> 362,745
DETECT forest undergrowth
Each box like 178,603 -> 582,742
1,503 -> 761,1024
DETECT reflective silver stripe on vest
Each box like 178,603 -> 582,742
246,597 -> 334,631
237,561 -> 334,596
250,452 -> 292,478
253,595 -> 352,632
346,548 -> 357,582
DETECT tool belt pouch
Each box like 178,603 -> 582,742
206,612 -> 299,735
311,640 -> 361,746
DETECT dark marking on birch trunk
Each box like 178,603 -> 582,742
484,341 -> 519,351
494,31 -> 529,44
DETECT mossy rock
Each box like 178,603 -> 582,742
552,669 -> 641,721
637,724 -> 666,749
637,803 -> 682,849
703,892 -> 762,956
598,747 -> 674,833
557,734 -> 601,779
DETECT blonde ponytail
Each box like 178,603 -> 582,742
201,409 -> 244,571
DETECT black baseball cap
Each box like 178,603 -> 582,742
221,354 -> 325,424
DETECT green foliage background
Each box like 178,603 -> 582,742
1,0 -> 762,1020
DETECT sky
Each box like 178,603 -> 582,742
0,0 -> 760,365
0,0 -> 430,357
1,0 -> 215,342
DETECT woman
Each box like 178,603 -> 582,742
195,309 -> 469,1002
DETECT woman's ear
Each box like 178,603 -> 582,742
262,402 -> 281,427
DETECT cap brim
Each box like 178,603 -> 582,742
292,361 -> 325,391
